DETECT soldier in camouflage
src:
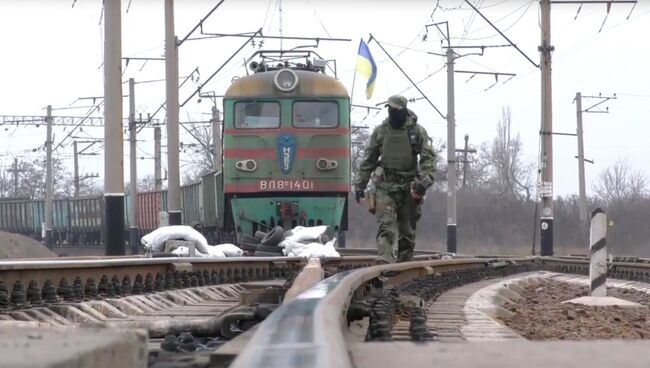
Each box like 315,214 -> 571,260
354,95 -> 437,263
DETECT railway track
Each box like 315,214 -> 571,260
3,253 -> 650,367
230,256 -> 650,368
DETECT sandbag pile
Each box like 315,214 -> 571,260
142,226 -> 243,258
169,243 -> 243,258
252,225 -> 341,259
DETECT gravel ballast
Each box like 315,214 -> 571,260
499,281 -> 650,340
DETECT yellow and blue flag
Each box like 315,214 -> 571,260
356,39 -> 377,99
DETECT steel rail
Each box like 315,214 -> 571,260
0,256 -> 302,270
231,257 -> 538,368
336,248 -> 442,256
542,257 -> 650,282
236,255 -> 650,367
0,255 -> 387,297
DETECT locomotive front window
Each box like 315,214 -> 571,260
234,101 -> 280,129
292,101 -> 339,128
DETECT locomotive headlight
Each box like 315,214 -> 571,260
316,158 -> 329,171
274,69 -> 299,92
236,159 -> 257,172
316,158 -> 338,171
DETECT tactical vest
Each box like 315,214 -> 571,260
380,127 -> 417,171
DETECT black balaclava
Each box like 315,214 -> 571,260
388,107 -> 408,129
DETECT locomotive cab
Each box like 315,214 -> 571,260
222,59 -> 350,244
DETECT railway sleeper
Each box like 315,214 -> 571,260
0,281 -> 284,338
354,260 -> 650,344
0,263 -> 292,311
351,262 -> 537,343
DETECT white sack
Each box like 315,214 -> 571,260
212,243 -> 243,257
282,226 -> 329,244
281,239 -> 309,255
202,246 -> 226,258
170,245 -> 226,258
283,239 -> 340,258
141,225 -> 209,253
171,246 -> 191,257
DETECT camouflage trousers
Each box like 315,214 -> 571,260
374,187 -> 422,263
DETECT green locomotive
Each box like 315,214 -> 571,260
221,56 -> 350,244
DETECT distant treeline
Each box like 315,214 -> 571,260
348,107 -> 649,257
347,190 -> 650,257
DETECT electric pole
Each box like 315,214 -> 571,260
44,105 -> 53,249
104,0 -> 126,256
539,0 -> 554,256
457,134 -> 476,189
165,0 -> 181,225
154,126 -> 162,190
575,92 -> 587,230
73,141 -> 79,197
211,105 -> 222,172
128,78 -> 139,254
463,135 -> 469,189
7,158 -> 26,197
446,48 -> 457,253
73,140 -> 101,197
575,92 -> 616,232
426,20 -> 513,254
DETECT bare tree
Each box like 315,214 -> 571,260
76,178 -> 103,197
0,162 -> 11,197
4,156 -> 74,199
138,175 -> 157,192
482,107 -> 534,199
180,121 -> 219,184
593,159 -> 647,206
427,137 -> 448,191
462,142 -> 493,191
351,126 -> 371,184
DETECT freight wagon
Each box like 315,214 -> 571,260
0,171 -> 226,246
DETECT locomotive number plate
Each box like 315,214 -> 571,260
258,179 -> 315,191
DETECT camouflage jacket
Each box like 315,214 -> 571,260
354,111 -> 437,191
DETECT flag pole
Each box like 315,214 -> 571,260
350,70 -> 358,105
350,39 -> 361,105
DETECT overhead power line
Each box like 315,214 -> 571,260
463,0 -> 540,68
0,114 -> 159,128
368,33 -> 446,120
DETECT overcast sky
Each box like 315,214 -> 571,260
1,0 -> 649,197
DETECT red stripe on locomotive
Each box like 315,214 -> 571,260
224,127 -> 350,136
225,182 -> 349,193
224,147 -> 349,158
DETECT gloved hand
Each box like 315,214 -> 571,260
355,188 -> 365,203
410,182 -> 427,201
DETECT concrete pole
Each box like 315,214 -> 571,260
211,106 -> 222,172
462,134 -> 469,189
576,92 -> 588,230
165,0 -> 181,225
446,48 -> 457,253
539,0 -> 554,256
45,105 -> 53,249
154,127 -> 162,190
589,208 -> 607,297
128,78 -> 139,254
73,140 -> 79,197
104,0 -> 125,256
